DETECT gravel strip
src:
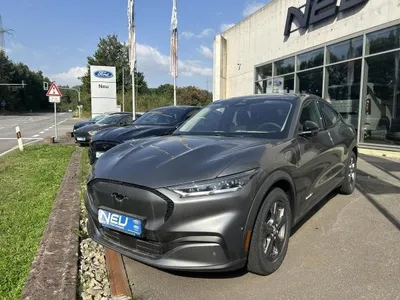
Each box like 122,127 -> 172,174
78,168 -> 111,300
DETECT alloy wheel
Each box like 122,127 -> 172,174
262,201 -> 287,262
348,157 -> 356,187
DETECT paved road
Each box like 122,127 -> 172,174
124,155 -> 400,300
0,112 -> 72,156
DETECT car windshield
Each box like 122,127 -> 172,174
175,99 -> 294,138
134,108 -> 186,125
91,115 -> 106,122
96,115 -> 123,125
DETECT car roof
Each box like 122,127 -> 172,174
150,105 -> 202,111
212,93 -> 319,105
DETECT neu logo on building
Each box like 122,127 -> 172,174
284,0 -> 369,37
94,70 -> 114,78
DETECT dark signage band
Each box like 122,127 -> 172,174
284,0 -> 369,37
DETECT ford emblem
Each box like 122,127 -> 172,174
94,70 -> 114,78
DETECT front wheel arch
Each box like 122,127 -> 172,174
244,170 -> 296,246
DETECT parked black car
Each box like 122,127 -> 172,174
74,112 -> 134,145
85,94 -> 357,275
88,105 -> 201,165
72,114 -> 107,136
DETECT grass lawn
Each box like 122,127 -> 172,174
0,144 -> 75,299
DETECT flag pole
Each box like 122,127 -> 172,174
128,0 -> 136,116
170,0 -> 178,106
173,73 -> 177,106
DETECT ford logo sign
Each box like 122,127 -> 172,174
94,70 -> 114,78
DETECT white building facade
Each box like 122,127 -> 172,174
213,0 -> 400,150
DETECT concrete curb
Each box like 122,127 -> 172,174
21,147 -> 83,300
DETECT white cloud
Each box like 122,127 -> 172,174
181,28 -> 213,39
181,31 -> 195,39
243,1 -> 265,17
50,66 -> 87,86
77,48 -> 86,53
220,23 -> 235,32
199,46 -> 213,58
136,43 -> 212,77
50,42 -> 212,87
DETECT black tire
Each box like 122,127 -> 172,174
247,187 -> 292,275
339,151 -> 357,195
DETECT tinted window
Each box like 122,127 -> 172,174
176,99 -> 294,139
297,48 -> 324,71
319,101 -> 339,128
327,36 -> 363,63
135,108 -> 187,125
299,101 -> 323,130
97,115 -> 124,125
184,109 -> 200,120
366,25 -> 400,55
275,57 -> 295,75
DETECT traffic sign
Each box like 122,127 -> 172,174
46,82 -> 63,97
49,96 -> 61,103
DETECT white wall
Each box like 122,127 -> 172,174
213,0 -> 400,99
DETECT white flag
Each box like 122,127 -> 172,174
128,0 -> 136,74
170,0 -> 178,78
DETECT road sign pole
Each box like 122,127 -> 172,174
54,102 -> 58,140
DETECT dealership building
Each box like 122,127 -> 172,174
213,0 -> 400,151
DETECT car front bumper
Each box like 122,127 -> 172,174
85,178 -> 253,272
74,132 -> 91,144
88,141 -> 121,165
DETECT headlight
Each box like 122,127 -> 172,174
88,130 -> 98,136
167,169 -> 258,198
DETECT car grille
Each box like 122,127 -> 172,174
87,179 -> 174,223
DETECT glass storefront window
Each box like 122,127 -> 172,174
255,80 -> 268,94
256,64 -> 272,80
282,74 -> 295,93
297,48 -> 324,70
366,25 -> 400,55
298,68 -> 323,97
326,60 -> 362,127
327,36 -> 363,63
360,51 -> 400,145
275,57 -> 295,75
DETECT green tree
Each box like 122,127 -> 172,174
0,51 -> 51,113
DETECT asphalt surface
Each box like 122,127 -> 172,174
124,155 -> 400,300
0,112 -> 72,156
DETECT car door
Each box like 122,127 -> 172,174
292,98 -> 336,216
318,100 -> 355,187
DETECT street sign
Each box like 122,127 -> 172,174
46,82 -> 63,97
49,96 -> 61,103
46,82 -> 62,141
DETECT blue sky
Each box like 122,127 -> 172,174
2,0 -> 268,90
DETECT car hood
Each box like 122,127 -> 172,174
92,135 -> 268,189
92,125 -> 175,142
76,123 -> 114,133
74,120 -> 92,129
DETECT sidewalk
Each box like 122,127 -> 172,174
123,154 -> 400,300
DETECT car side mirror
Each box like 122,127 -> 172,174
299,120 -> 320,136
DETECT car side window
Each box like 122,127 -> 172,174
299,100 -> 323,131
121,116 -> 132,125
184,109 -> 200,121
318,101 -> 339,128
